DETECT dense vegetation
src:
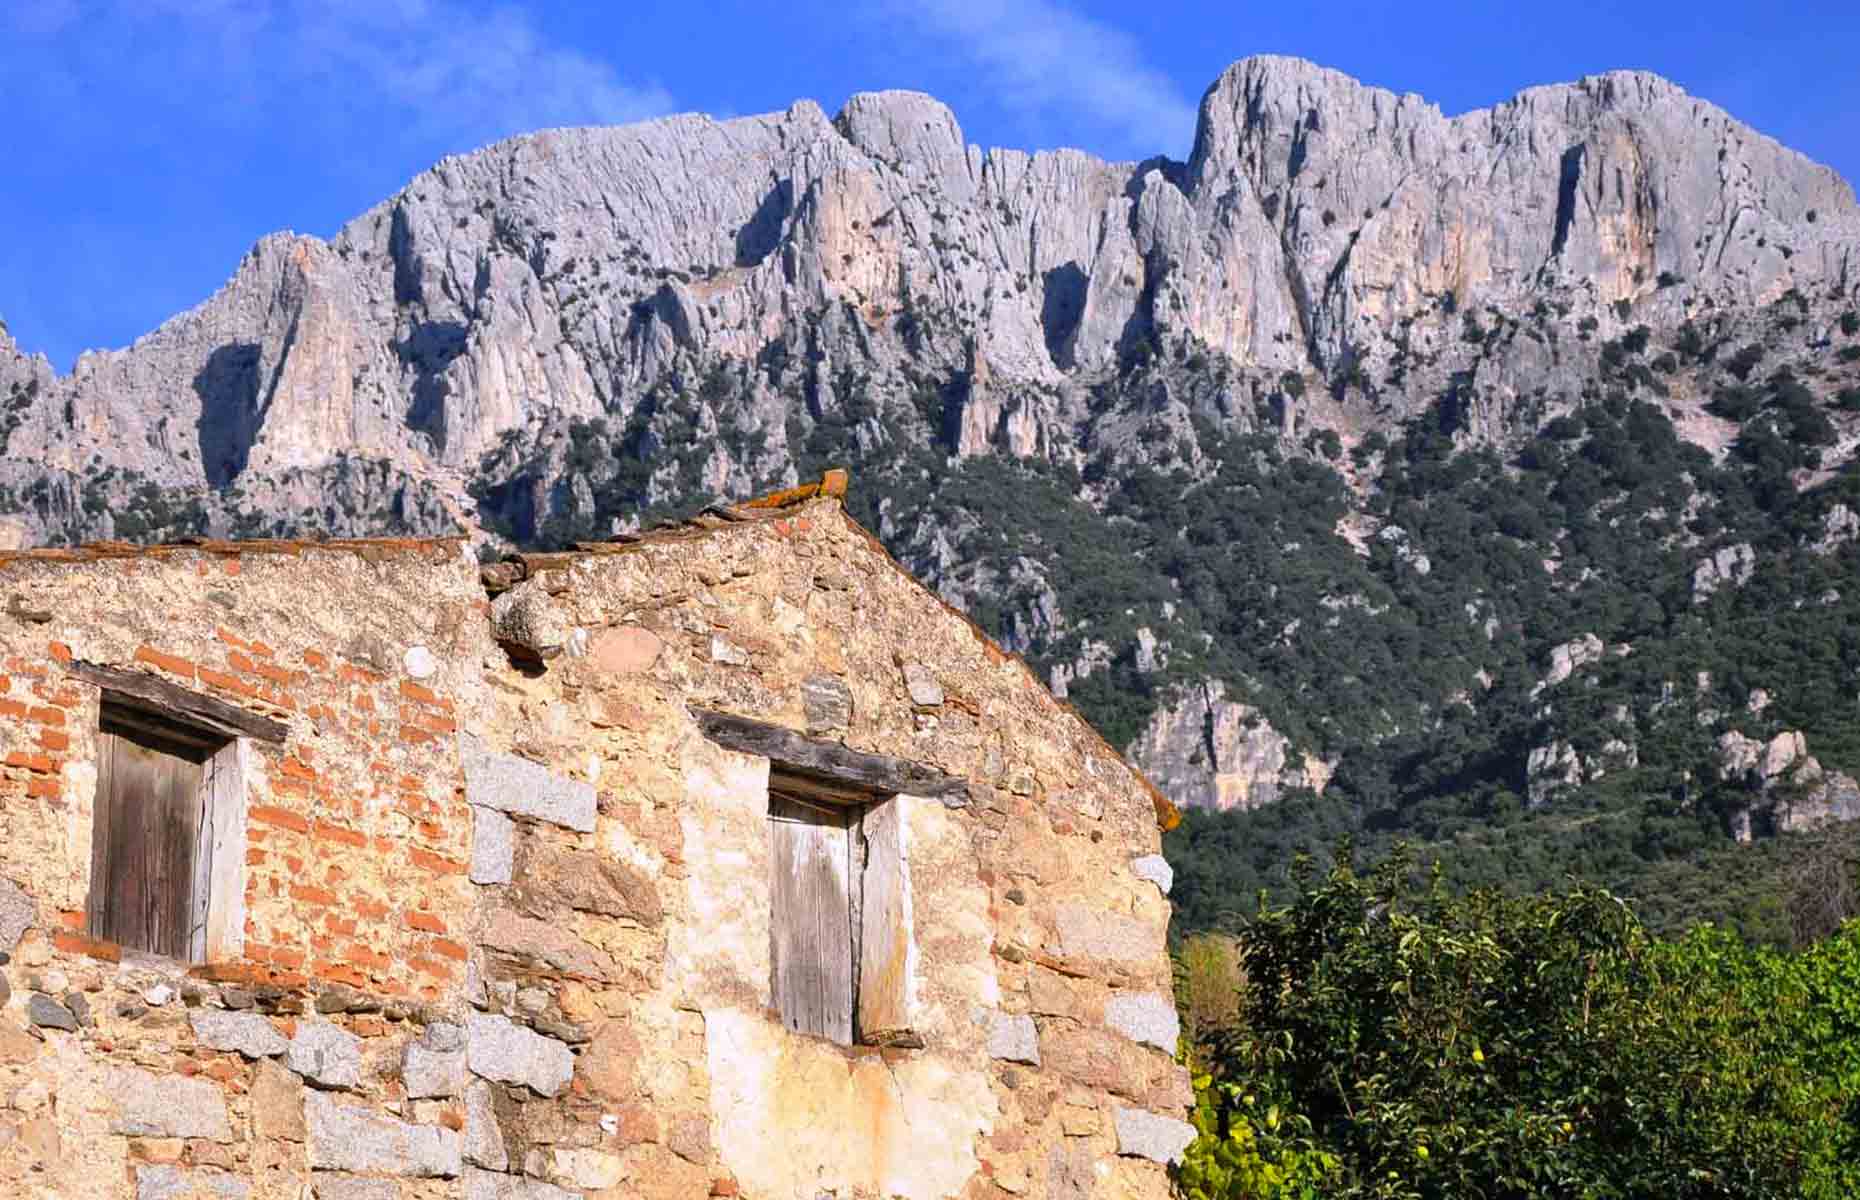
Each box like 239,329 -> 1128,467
1177,845 -> 1860,1199
1157,327 -> 1860,941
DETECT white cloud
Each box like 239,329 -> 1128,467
286,1 -> 675,143
881,0 -> 1196,158
35,1 -> 673,151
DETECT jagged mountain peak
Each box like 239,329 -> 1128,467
3,53 -> 1855,533
4,54 -> 1860,863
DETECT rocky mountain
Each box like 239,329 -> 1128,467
5,56 -> 1860,933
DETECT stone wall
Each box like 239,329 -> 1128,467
0,496 -> 1187,1199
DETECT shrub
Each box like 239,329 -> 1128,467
1726,344 -> 1767,381
1176,932 -> 1247,1063
1183,847 -> 1853,1199
1709,387 -> 1762,421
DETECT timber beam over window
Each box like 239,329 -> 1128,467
694,706 -> 940,1048
68,660 -> 289,743
690,707 -> 970,805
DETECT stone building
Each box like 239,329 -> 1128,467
0,473 -> 1190,1200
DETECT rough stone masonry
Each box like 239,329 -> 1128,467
0,474 -> 1189,1199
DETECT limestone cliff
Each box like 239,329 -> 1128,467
1127,683 -> 1331,813
3,55 -> 1859,825
3,56 -> 1853,538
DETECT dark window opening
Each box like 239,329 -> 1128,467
766,769 -> 914,1047
87,700 -> 235,961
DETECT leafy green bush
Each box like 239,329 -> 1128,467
1183,846 -> 1856,1199
1726,343 -> 1767,380
1180,1089 -> 1338,1200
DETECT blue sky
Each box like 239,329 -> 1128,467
4,0 -> 1855,371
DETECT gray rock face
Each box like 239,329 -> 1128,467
403,1021 -> 470,1098
462,737 -> 597,832
3,55 -> 1849,549
461,1168 -> 580,1200
1540,634 -> 1607,691
802,674 -> 854,733
309,1175 -> 400,1200
466,1013 -> 574,1097
190,1009 -> 288,1059
1190,59 -> 1855,377
470,805 -> 515,885
288,1021 -> 364,1089
491,581 -> 572,660
985,1012 -> 1040,1065
902,662 -> 945,708
1714,729 -> 1860,841
403,644 -> 438,678
1127,681 -> 1331,812
478,909 -> 615,982
0,877 -> 33,953
1104,992 -> 1180,1054
109,1066 -> 234,1141
1055,902 -> 1160,967
4,55 -> 1857,834
462,1079 -> 509,1170
1693,543 -> 1757,603
136,1166 -> 249,1200
1526,740 -> 1586,808
26,994 -> 75,1031
1112,1106 -> 1198,1165
1780,769 -> 1860,833
305,1091 -> 462,1177
1129,854 -> 1173,895
251,1058 -> 307,1142
510,842 -> 662,926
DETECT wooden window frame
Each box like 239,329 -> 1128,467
765,774 -> 917,1048
692,708 -> 965,1049
75,661 -> 275,964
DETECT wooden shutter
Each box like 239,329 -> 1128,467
88,730 -> 205,959
767,792 -> 855,1044
856,799 -> 914,1044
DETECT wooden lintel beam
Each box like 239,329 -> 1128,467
68,661 -> 290,744
692,708 -> 970,803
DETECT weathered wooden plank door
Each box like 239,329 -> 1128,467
768,792 -> 855,1044
88,731 -> 204,959
856,798 -> 913,1043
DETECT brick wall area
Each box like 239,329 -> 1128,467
470,502 -> 1188,1199
0,503 -> 1189,1200
0,545 -> 481,1004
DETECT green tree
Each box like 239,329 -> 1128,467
1182,845 -> 1850,1199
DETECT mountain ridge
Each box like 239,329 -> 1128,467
4,57 -> 1860,924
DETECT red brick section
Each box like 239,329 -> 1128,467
134,643 -> 196,680
52,929 -> 123,963
0,612 -> 474,1003
0,645 -> 75,808
230,633 -> 472,1001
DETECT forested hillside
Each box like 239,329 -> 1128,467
1155,298 -> 1860,941
4,56 -> 1859,938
